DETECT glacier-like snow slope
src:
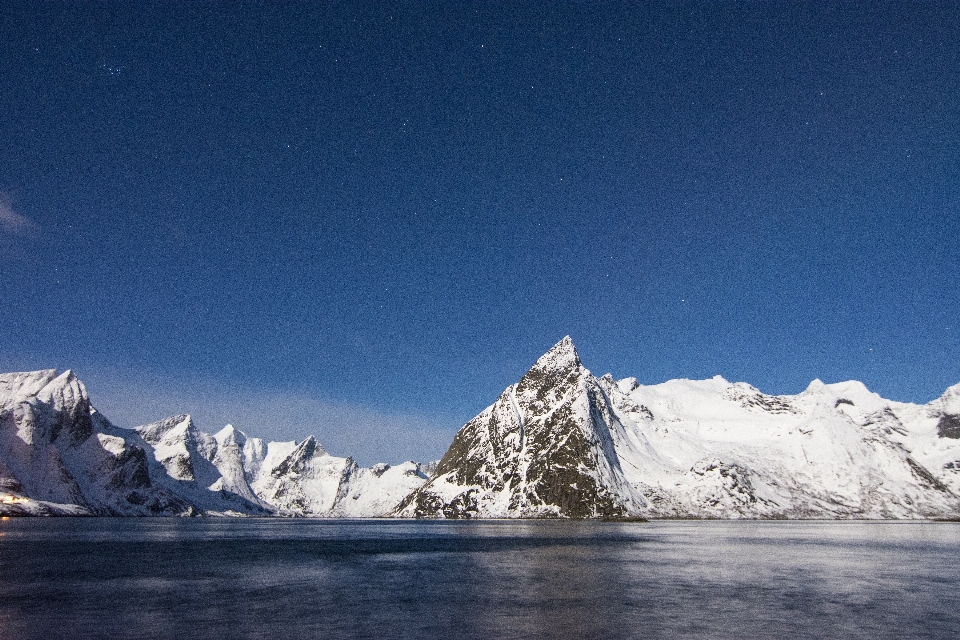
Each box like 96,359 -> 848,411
399,337 -> 960,519
0,369 -> 432,516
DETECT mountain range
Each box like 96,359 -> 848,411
3,337 -> 960,519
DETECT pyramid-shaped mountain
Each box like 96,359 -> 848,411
396,337 -> 646,518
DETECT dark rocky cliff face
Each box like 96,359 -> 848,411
397,337 -> 641,519
938,414 -> 960,439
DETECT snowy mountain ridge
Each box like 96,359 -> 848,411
4,337 -> 960,519
398,337 -> 960,519
0,369 -> 430,516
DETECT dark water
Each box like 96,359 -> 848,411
1,518 -> 958,639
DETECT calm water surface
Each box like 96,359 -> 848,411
0,518 -> 958,639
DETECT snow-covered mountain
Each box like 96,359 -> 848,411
0,370 -> 195,515
397,337 -> 960,519
244,434 -> 434,517
6,338 -> 960,519
0,369 -> 432,516
396,337 -> 643,518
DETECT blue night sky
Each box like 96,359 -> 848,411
2,2 -> 959,465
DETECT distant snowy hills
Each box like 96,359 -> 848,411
0,369 -> 431,516
4,339 -> 960,518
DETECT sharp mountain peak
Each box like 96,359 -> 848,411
529,335 -> 583,374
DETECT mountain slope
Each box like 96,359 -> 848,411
602,375 -> 960,518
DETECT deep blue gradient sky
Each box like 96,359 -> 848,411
3,2 -> 959,464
